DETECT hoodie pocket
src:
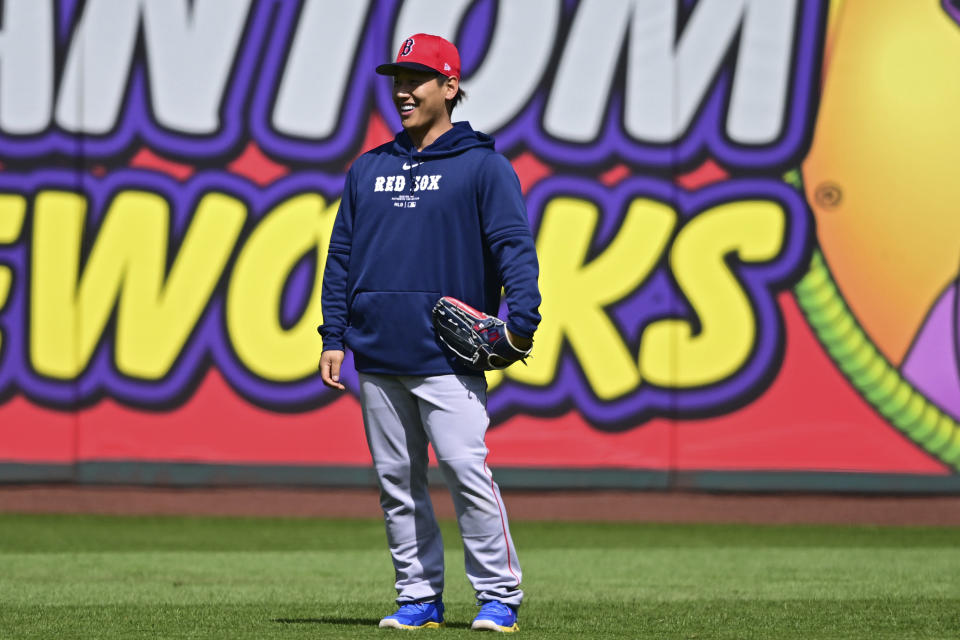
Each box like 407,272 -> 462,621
346,290 -> 443,371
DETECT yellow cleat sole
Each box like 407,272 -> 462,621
379,619 -> 446,630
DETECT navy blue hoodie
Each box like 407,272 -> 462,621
319,122 -> 541,376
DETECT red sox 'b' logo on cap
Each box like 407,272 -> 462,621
400,38 -> 414,56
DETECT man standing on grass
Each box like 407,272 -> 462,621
318,33 -> 541,632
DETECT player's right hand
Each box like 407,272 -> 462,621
319,350 -> 346,390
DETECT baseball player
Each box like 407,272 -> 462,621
318,33 -> 541,632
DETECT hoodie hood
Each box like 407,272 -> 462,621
392,121 -> 495,159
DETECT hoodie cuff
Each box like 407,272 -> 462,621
317,325 -> 345,352
506,321 -> 533,340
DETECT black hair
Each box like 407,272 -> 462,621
450,87 -> 466,113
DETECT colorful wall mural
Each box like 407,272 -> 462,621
1,0 -> 958,490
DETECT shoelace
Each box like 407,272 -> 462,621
396,602 -> 431,614
479,601 -> 513,617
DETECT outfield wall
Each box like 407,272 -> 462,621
2,0 -> 960,492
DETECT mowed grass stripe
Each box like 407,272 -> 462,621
0,548 -> 958,606
2,513 -> 959,551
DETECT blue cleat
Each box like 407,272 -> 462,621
470,600 -> 519,632
378,600 -> 445,629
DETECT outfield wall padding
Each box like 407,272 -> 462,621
1,1 -> 959,493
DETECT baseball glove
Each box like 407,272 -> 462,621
432,296 -> 531,371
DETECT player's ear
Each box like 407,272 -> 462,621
443,76 -> 459,101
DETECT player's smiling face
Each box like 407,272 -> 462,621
393,69 -> 454,133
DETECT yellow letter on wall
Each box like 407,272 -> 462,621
0,194 -> 27,355
116,192 -> 245,378
226,194 -> 339,381
639,200 -> 786,388
505,197 -> 676,399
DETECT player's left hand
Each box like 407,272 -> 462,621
506,329 -> 532,352
432,296 -> 532,371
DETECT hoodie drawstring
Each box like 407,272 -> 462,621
411,160 -> 421,194
405,148 -> 415,194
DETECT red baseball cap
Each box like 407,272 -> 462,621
376,33 -> 461,80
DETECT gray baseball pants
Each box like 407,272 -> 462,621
357,372 -> 523,607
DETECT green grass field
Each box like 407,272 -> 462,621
0,513 -> 958,639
